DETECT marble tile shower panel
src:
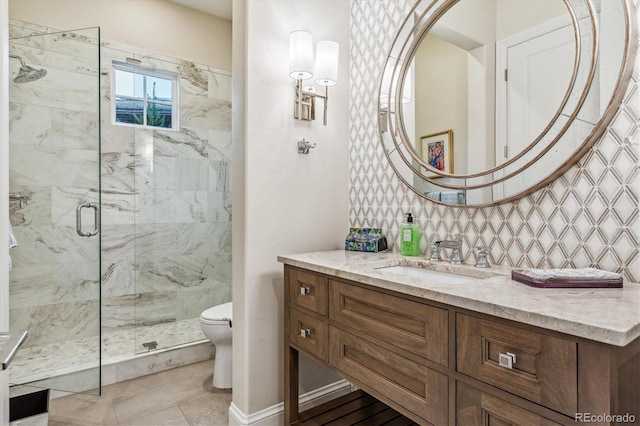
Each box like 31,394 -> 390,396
178,61 -> 209,96
8,103 -> 51,146
102,292 -> 177,329
101,295 -> 137,330
152,156 -> 210,191
151,127 -> 210,159
9,68 -> 97,112
9,225 -> 96,266
207,129 -> 233,161
10,145 -> 98,188
100,121 -> 135,152
11,29 -> 99,65
101,225 -> 135,263
209,161 -> 231,193
50,109 -> 99,149
133,223 -> 181,257
349,0 -> 639,282
135,254 -> 223,293
10,263 -> 99,309
101,260 -> 136,298
101,151 -> 136,192
9,186 -> 51,226
100,189 -> 136,225
11,300 -> 99,348
51,186 -> 99,226
208,73 -> 232,102
208,192 -> 232,222
182,223 -> 231,255
134,190 -> 208,224
177,285 -> 230,321
180,95 -> 231,130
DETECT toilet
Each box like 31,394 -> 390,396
200,302 -> 233,389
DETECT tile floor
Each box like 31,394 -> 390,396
47,360 -> 232,425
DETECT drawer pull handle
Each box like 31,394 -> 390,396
300,286 -> 311,295
300,328 -> 311,338
498,352 -> 517,369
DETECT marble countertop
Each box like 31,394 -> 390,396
278,250 -> 640,347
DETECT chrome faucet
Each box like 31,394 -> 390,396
474,245 -> 491,268
434,234 -> 464,265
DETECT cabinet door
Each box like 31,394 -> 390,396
288,268 -> 328,316
289,307 -> 328,362
457,314 -> 577,417
329,280 -> 448,366
329,326 -> 448,425
457,382 -> 566,425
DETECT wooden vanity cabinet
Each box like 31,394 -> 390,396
284,265 -> 640,425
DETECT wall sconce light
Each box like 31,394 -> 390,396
289,30 -> 339,126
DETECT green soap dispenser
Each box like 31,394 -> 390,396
400,213 -> 420,256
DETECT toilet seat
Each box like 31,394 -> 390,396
200,302 -> 232,325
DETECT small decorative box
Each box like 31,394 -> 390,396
345,228 -> 388,253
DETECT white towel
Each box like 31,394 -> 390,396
425,192 -> 441,201
9,223 -> 17,271
440,191 -> 463,205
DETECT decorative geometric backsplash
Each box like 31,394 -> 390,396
349,0 -> 639,282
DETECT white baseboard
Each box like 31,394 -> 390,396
228,379 -> 352,426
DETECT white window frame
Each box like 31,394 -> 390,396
111,60 -> 179,131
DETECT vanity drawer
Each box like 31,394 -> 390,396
288,268 -> 328,316
456,313 -> 577,417
456,382 -> 565,426
329,326 -> 448,426
289,307 -> 328,362
329,280 -> 448,366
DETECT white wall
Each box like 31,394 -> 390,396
496,0 -> 566,40
8,0 -> 232,71
415,35 -> 469,174
232,0 -> 350,419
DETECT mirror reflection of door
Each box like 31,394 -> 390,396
496,17 -> 574,199
411,0 -> 572,201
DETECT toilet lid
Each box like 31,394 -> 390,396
201,302 -> 232,321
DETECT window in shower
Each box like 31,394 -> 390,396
112,61 -> 178,130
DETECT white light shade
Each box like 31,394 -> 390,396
314,40 -> 339,86
289,31 -> 314,80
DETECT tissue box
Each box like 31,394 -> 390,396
345,228 -> 388,253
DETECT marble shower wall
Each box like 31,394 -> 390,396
8,25 -> 102,348
8,19 -> 233,350
349,1 -> 639,282
100,44 -> 232,346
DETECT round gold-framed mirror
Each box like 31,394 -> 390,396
378,0 -> 637,207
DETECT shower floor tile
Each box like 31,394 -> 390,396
9,318 -> 206,387
47,359 -> 231,426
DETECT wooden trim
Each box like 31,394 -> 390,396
284,267 -> 299,425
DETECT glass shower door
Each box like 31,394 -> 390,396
8,27 -> 101,394
121,53 -> 232,354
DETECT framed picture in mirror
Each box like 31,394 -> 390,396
420,130 -> 453,177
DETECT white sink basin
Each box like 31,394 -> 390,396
377,265 -> 475,284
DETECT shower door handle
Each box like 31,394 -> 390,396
76,202 -> 100,237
